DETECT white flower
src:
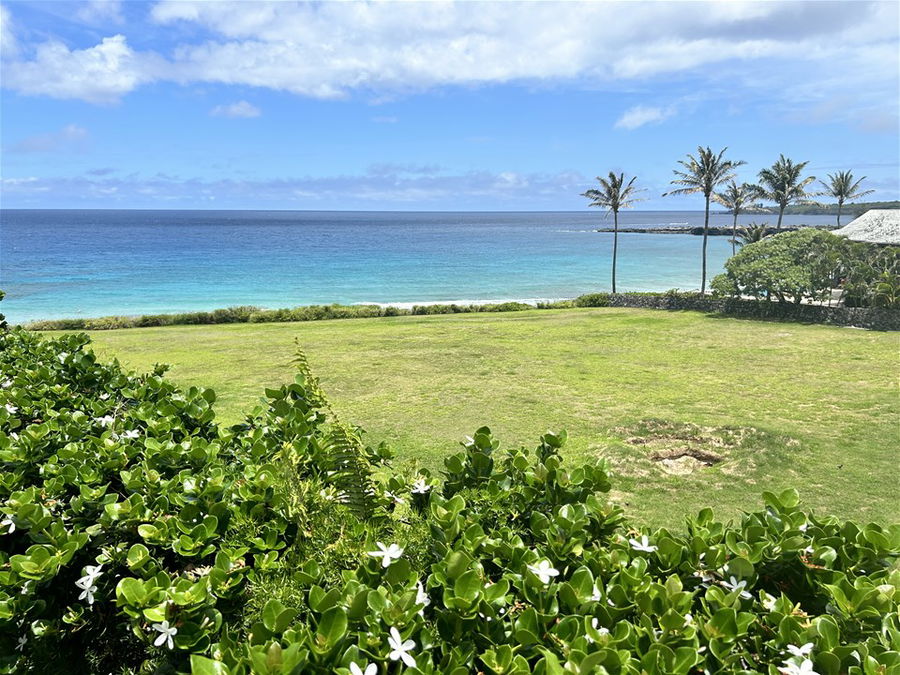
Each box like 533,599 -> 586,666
694,569 -> 715,584
586,617 -> 609,643
184,478 -> 197,492
99,393 -> 111,400
798,522 -> 809,532
592,618 -> 609,634
779,659 -> 819,675
16,634 -> 27,651
629,535 -> 658,553
721,576 -> 752,600
367,542 -> 404,568
152,620 -> 177,650
787,644 -> 814,658
415,581 -> 431,611
76,565 -> 103,590
411,478 -> 432,494
58,352 -> 69,363
78,584 -> 97,605
684,613 -> 694,626
527,559 -> 560,585
4,403 -> 18,415
96,415 -> 115,427
1,379 -> 12,388
761,594 -> 778,611
120,429 -> 140,440
349,662 -> 377,675
1,517 -> 15,534
385,491 -> 405,505
590,585 -> 602,601
387,626 -> 417,668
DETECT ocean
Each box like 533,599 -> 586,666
0,209 -> 838,324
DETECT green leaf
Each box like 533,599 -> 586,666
190,655 -> 231,675
314,607 -> 348,652
454,570 -> 482,603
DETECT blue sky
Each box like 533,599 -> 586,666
1,0 -> 898,210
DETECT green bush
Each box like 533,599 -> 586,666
838,243 -> 900,309
26,296 -> 633,332
573,293 -> 611,307
711,229 -> 843,303
713,230 -> 900,308
1,328 -> 897,674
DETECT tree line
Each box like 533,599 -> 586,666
582,149 -> 874,294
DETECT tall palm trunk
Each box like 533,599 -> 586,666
612,209 -> 618,293
701,196 -> 710,294
731,210 -> 738,256
836,201 -> 843,227
777,207 -> 784,231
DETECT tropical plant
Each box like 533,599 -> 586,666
582,172 -> 643,293
712,181 -> 761,256
756,155 -> 816,230
837,241 -> 900,307
665,147 -> 745,294
711,229 -> 843,304
733,223 -> 770,248
817,170 -> 875,227
2,322 -> 899,675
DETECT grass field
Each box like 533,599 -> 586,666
79,307 -> 899,527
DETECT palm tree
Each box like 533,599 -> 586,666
713,180 -> 761,256
664,146 -> 745,294
734,223 -> 769,248
818,170 -> 875,227
756,155 -> 816,230
582,172 -> 643,293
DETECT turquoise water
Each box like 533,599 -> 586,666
0,210 -> 836,324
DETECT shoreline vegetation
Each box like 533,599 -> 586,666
594,224 -> 826,235
25,295 -> 616,331
755,199 -> 898,216
26,289 -> 899,333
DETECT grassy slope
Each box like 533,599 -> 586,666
80,308 -> 899,527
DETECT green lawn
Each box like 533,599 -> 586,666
79,308 -> 899,527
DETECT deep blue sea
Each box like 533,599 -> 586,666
0,209 -> 837,324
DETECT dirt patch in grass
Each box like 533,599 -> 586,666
614,420 -> 768,475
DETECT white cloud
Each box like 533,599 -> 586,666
0,4 -> 16,57
8,124 -> 89,152
0,0 -> 896,124
75,0 -> 124,25
614,105 -> 677,131
0,168 -> 589,208
209,100 -> 261,118
1,34 -> 154,104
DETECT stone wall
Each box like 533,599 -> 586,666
606,294 -> 900,331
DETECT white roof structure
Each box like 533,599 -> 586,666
833,209 -> 900,245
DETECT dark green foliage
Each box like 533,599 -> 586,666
712,229 -> 842,303
573,293 -> 611,307
712,229 -> 900,307
837,242 -> 900,309
772,200 -> 899,216
1,328 -> 897,674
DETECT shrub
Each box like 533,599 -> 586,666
1,327 -> 897,674
573,293 -> 611,307
839,243 -> 900,308
711,229 -> 843,303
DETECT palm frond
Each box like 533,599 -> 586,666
666,146 -> 744,197
582,171 -> 645,213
